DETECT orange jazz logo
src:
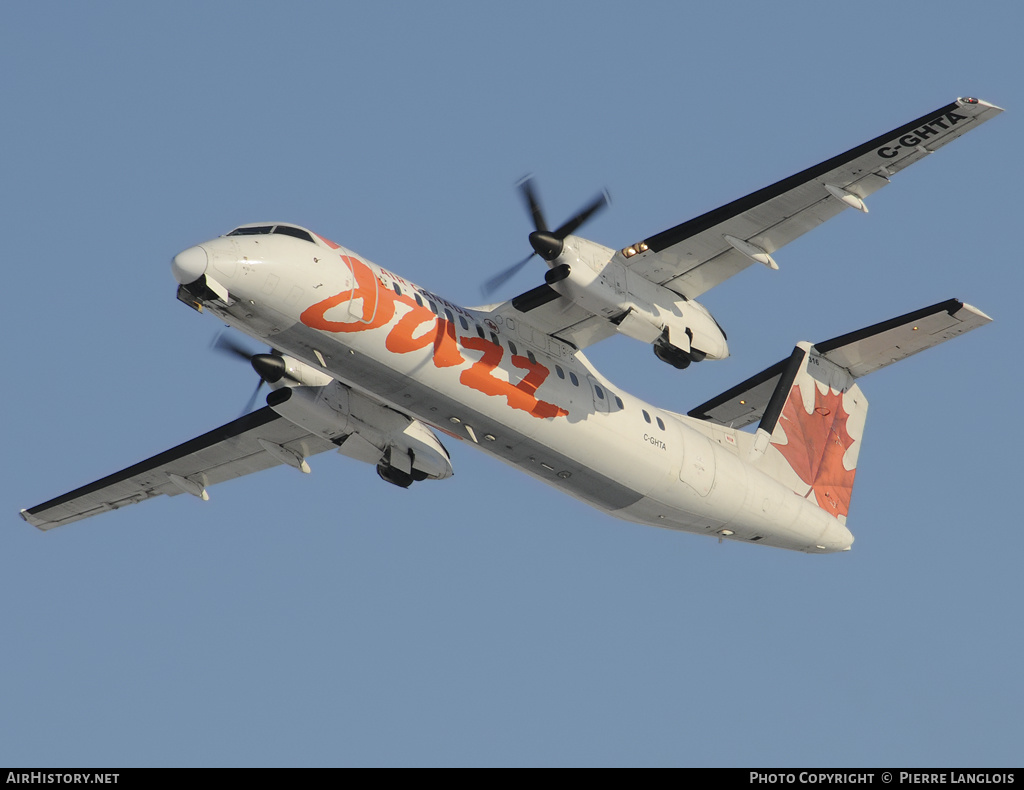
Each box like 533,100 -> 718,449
300,255 -> 568,419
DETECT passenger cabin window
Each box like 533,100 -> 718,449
614,395 -> 624,409
459,316 -> 469,331
642,410 -> 652,424
415,294 -> 424,307
527,350 -> 537,364
428,301 -> 438,314
509,341 -> 518,356
555,365 -> 564,379
393,283 -> 403,296
656,417 -> 666,430
569,372 -> 579,387
444,309 -> 454,323
594,384 -> 605,400
476,325 -> 485,339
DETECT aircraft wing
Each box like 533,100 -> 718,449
499,288 -> 617,350
21,407 -> 338,531
614,97 -> 1003,300
688,299 -> 992,428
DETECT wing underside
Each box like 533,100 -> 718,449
21,407 -> 338,531
503,98 -> 1001,351
618,97 -> 1003,299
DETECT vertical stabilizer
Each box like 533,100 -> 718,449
688,300 -> 992,527
753,343 -> 868,523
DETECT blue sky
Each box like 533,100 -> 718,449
2,1 -> 1021,767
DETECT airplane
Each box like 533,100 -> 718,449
20,97 -> 1003,554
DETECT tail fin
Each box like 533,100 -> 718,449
689,299 -> 992,522
751,344 -> 867,522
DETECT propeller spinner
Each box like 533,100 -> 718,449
482,177 -> 610,296
211,333 -> 295,414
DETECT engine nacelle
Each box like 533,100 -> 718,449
275,355 -> 334,388
546,237 -> 729,367
266,384 -> 453,484
653,298 -> 729,365
253,352 -> 334,389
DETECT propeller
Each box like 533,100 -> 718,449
211,332 -> 296,414
481,177 -> 610,296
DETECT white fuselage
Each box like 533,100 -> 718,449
174,229 -> 853,554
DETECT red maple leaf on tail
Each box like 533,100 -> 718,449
772,384 -> 857,518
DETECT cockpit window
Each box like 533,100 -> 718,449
226,224 -> 315,243
272,225 -> 314,243
228,225 -> 273,236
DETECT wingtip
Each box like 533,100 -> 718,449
954,301 -> 994,324
958,96 -> 1005,113
19,508 -> 49,531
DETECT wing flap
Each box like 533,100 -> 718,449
21,407 -> 338,531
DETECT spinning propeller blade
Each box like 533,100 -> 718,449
211,332 -> 296,414
481,176 -> 609,296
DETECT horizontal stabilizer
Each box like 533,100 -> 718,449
813,298 -> 991,376
688,355 -> 794,429
689,299 -> 991,428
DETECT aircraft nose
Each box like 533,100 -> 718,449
171,245 -> 208,285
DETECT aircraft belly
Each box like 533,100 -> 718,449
482,433 -> 644,512
388,384 -> 646,512
268,322 -> 645,511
